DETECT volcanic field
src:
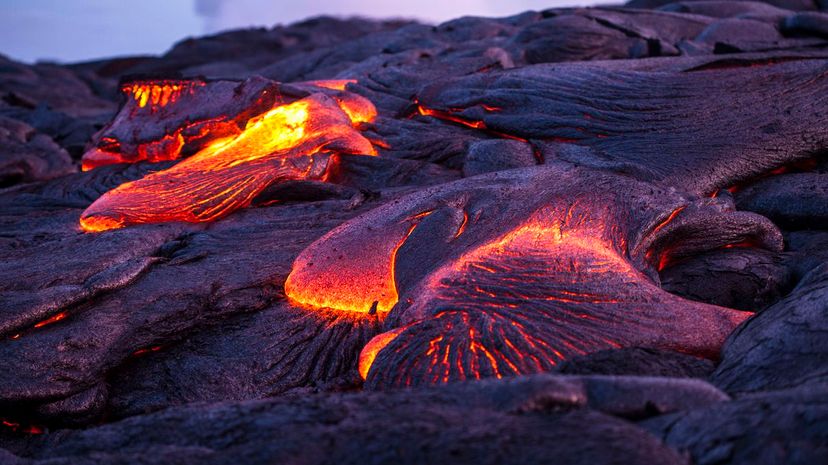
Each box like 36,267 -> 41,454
1,1 -> 828,464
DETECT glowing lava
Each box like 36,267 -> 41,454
284,166 -> 764,387
284,211 -> 430,314
125,81 -> 202,109
81,80 -> 214,170
358,327 -> 405,380
307,79 -> 358,91
80,77 -> 285,171
80,93 -> 376,232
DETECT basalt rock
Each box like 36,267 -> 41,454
414,59 -> 828,195
734,173 -> 828,229
3,374 -> 729,465
710,263 -> 828,393
644,382 -> 828,465
0,117 -> 74,187
558,348 -> 716,378
659,247 -> 794,311
1,2 -> 828,463
462,139 -> 537,177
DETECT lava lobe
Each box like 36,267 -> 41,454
79,80 -> 377,231
286,164 -> 782,387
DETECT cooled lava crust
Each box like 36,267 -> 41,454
1,2 -> 828,464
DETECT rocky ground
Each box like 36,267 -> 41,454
1,1 -> 828,464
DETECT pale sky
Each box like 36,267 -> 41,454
0,0 -> 598,63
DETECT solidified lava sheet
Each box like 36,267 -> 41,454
1,2 -> 828,464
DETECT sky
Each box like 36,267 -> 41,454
0,0 -> 599,64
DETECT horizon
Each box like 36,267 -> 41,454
0,0 -> 601,64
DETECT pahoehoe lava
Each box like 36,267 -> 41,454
1,1 -> 828,464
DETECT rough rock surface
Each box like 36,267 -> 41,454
6,374 -> 726,465
1,0 -> 827,463
711,263 -> 828,393
644,382 -> 828,465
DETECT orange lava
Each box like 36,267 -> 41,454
82,78 -> 376,171
651,206 -> 686,236
334,92 -> 378,126
33,312 -> 68,329
308,79 -> 358,91
285,210 -> 434,314
417,103 -> 486,129
722,157 -> 819,195
80,121 -> 237,172
285,218 -> 420,314
358,327 -> 405,380
125,81 -> 203,109
415,101 -> 553,143
80,93 -> 376,232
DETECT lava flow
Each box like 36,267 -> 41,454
283,166 -> 764,387
81,77 -> 283,171
284,210 -> 432,314
80,92 -> 376,232
358,327 -> 406,380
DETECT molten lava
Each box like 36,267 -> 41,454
360,216 -> 750,386
80,93 -> 376,232
81,77 -> 286,171
358,327 -> 405,380
125,81 -> 203,109
307,79 -> 358,91
284,166 -> 761,388
33,312 -> 68,328
284,211 -> 430,314
334,92 -> 378,126
82,80 -> 217,170
1,419 -> 44,435
81,77 -> 381,171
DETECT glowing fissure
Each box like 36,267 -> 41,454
651,206 -> 686,236
415,100 -> 579,144
1,419 -> 44,435
33,312 -> 68,328
722,157 -> 819,195
125,81 -> 204,109
307,79 -> 358,91
6,311 -> 70,342
132,345 -> 163,357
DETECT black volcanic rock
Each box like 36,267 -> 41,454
462,139 -> 537,176
660,247 -> 794,311
4,374 -> 728,465
710,263 -> 828,393
0,117 -> 74,187
644,382 -> 828,465
735,173 -> 828,229
558,348 -> 716,378
782,11 -> 828,36
0,2 -> 827,464
414,58 -> 828,195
